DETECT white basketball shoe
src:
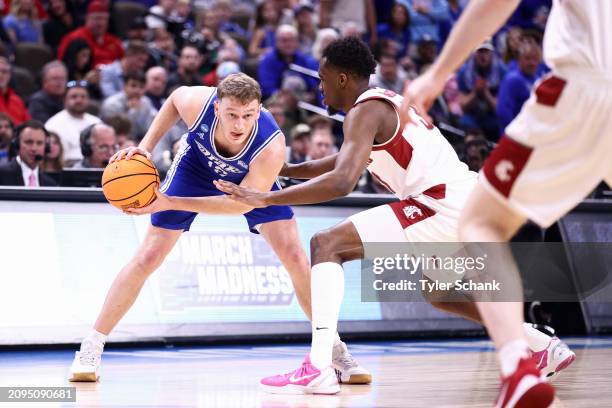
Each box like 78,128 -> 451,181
332,341 -> 372,384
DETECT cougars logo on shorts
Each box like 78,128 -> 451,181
403,205 -> 423,220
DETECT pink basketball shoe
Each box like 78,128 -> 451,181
260,355 -> 340,395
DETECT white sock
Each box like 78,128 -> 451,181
82,329 -> 107,354
523,323 -> 552,352
310,262 -> 344,369
499,339 -> 530,377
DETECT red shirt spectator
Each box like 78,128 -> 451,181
0,57 -> 30,125
57,1 -> 123,66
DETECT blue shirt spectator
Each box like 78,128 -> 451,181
377,1 -> 412,58
497,41 -> 546,135
3,14 -> 41,43
401,0 -> 449,44
258,25 -> 319,101
439,0 -> 463,45
506,0 -> 551,31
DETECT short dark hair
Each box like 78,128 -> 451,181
322,37 -> 376,79
124,70 -> 145,85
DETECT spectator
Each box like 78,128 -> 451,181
146,0 -> 178,32
58,1 -> 124,67
461,129 -> 490,172
370,54 -> 408,94
248,0 -> 280,58
61,39 -> 103,101
43,0 -> 80,53
100,41 -> 150,99
3,0 -> 42,46
103,114 -> 133,149
413,33 -> 437,73
213,0 -> 247,38
377,1 -> 411,58
148,29 -> 177,72
319,0 -> 377,45
42,131 -> 64,172
45,81 -> 101,165
287,123 -> 311,164
264,95 -> 291,137
506,0 -> 551,32
457,39 -> 507,140
295,1 -> 316,56
311,28 -> 339,61
258,24 -> 319,101
101,70 -> 157,141
439,0 -> 463,44
0,120 -> 57,186
202,44 -> 241,86
166,45 -> 203,92
144,66 -> 168,110
123,17 -> 150,48
307,115 -> 334,134
0,57 -> 31,125
405,0 -> 449,45
0,112 -> 14,164
73,123 -> 117,168
28,61 -> 68,123
307,128 -> 335,160
501,26 -> 523,65
496,41 -> 543,136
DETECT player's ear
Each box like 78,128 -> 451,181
213,100 -> 219,117
338,73 -> 348,88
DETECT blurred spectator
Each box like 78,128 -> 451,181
43,0 -> 80,53
295,1 -> 316,55
103,114 -> 133,149
457,39 -> 507,141
73,123 -> 117,168
248,0 -> 280,58
100,41 -> 150,98
0,120 -> 57,186
144,66 -> 168,110
149,29 -> 177,71
311,28 -> 339,61
265,95 -> 291,137
287,123 -> 311,164
319,0 -> 377,45
42,131 -> 64,172
413,34 -> 437,73
28,61 -> 67,123
273,0 -> 297,26
439,0 -> 463,44
58,1 -> 124,67
405,0 -> 449,45
461,129 -> 490,172
374,0 -> 396,25
202,45 -> 241,86
60,39 -> 103,100
3,0 -> 42,46
307,128 -> 335,160
166,45 -> 203,92
124,17 -> 150,47
497,41 -> 543,136
501,26 -> 522,64
377,1 -> 411,58
45,81 -> 101,165
258,24 -> 319,100
101,70 -> 156,141
507,0 -> 551,32
175,0 -> 195,31
370,54 -> 408,94
0,112 -> 14,164
0,57 -> 31,125
213,0 -> 247,37
307,115 -> 334,134
146,0 -> 178,32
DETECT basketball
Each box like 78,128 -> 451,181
102,154 -> 160,210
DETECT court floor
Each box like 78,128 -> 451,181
1,337 -> 611,407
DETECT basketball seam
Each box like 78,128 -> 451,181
128,156 -> 157,171
106,180 -> 158,202
102,172 -> 159,187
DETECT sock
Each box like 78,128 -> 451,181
523,323 -> 552,352
333,332 -> 342,348
499,339 -> 530,377
81,329 -> 107,354
310,262 -> 344,369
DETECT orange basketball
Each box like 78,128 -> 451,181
102,154 -> 160,210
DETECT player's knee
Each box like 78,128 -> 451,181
310,229 -> 339,262
279,242 -> 309,270
131,247 -> 165,277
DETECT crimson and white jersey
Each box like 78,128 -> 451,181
543,0 -> 612,73
353,88 -> 476,201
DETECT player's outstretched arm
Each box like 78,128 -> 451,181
215,103 -> 379,207
400,0 -> 520,120
280,153 -> 339,180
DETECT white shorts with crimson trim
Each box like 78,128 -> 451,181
481,68 -> 612,228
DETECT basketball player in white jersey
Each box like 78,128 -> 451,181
401,0 -> 612,406
215,37 -> 574,398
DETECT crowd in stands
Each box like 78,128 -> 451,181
0,0 -> 553,191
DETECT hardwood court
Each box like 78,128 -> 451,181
1,337 -> 611,407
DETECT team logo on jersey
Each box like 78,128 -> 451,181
494,160 -> 514,182
197,132 -> 206,140
403,205 -> 423,220
200,124 -> 209,133
194,140 -> 243,177
237,160 -> 248,169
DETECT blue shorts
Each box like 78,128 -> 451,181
151,146 -> 294,233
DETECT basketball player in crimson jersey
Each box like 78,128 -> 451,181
69,73 -> 371,385
401,0 -> 612,406
215,37 -> 574,398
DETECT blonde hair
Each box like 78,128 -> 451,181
217,73 -> 262,104
11,0 -> 39,19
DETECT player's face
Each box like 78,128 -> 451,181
214,97 -> 261,147
318,58 -> 343,112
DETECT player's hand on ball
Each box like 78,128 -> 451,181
110,146 -> 152,163
214,180 -> 270,208
124,187 -> 172,215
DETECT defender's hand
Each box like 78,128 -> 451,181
214,180 -> 270,208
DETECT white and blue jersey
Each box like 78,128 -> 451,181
151,90 -> 293,233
